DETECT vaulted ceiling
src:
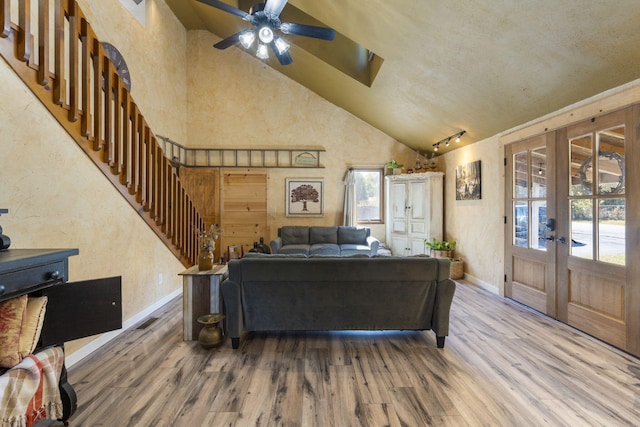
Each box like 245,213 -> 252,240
165,0 -> 640,154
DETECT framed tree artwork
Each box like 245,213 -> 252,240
286,178 -> 324,217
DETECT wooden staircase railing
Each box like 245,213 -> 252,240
0,0 -> 203,267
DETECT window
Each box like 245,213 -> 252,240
353,168 -> 383,223
569,125 -> 625,265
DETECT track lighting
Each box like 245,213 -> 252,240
432,130 -> 466,152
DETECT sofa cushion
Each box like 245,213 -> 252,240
310,226 -> 338,244
340,244 -> 373,256
278,244 -> 310,255
338,227 -> 368,245
280,226 -> 310,245
309,243 -> 341,256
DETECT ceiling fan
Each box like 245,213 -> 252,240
196,0 -> 336,65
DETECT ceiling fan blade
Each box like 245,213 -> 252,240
270,41 -> 293,65
196,0 -> 252,22
280,22 -> 336,41
264,0 -> 288,17
213,31 -> 244,49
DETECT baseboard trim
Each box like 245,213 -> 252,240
65,288 -> 182,367
462,274 -> 501,296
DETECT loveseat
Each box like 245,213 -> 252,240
221,254 -> 456,349
270,226 -> 379,256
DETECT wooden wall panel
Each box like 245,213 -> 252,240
220,170 -> 269,257
179,168 -> 220,226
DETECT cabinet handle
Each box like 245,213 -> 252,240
49,270 -> 62,281
0,284 -> 5,294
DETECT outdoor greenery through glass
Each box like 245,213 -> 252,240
354,169 -> 383,223
569,125 -> 625,265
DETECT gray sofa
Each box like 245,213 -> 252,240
221,254 -> 456,349
270,226 -> 379,256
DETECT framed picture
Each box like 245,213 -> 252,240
286,178 -> 324,217
228,245 -> 241,260
456,160 -> 482,200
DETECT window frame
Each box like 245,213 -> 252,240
352,167 -> 385,225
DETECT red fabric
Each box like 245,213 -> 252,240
25,355 -> 46,427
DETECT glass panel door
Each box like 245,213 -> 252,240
505,134 -> 556,316
568,125 -> 625,265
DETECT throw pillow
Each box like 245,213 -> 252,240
19,296 -> 48,357
0,294 -> 28,368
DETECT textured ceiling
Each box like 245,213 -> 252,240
166,0 -> 640,154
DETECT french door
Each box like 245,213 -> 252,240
505,133 -> 557,315
505,107 -> 640,355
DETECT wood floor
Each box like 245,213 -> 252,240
67,282 -> 640,426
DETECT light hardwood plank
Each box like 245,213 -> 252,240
68,281 -> 640,426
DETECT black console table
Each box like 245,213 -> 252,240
0,249 -> 123,424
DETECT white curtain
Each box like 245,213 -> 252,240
343,168 -> 355,226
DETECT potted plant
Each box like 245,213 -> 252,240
386,159 -> 403,175
424,238 -> 456,258
425,238 -> 463,279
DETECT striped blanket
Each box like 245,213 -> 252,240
0,347 -> 64,427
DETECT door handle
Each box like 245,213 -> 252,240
546,236 -> 555,242
558,237 -> 567,244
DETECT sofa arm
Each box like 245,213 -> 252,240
270,237 -> 283,254
221,279 -> 243,349
366,236 -> 380,255
432,278 -> 456,346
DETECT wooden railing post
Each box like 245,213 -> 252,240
37,0 -> 49,85
1,0 -> 11,38
53,0 -> 66,105
67,0 -> 79,122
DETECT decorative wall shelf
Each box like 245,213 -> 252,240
157,136 -> 324,169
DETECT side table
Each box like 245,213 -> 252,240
179,264 -> 228,341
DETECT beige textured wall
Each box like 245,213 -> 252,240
77,0 -> 188,142
0,0 -> 188,356
186,30 -> 416,241
443,78 -> 640,295
442,136 -> 504,292
0,61 -> 185,355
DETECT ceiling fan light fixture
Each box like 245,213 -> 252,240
256,43 -> 269,59
258,26 -> 274,44
199,0 -> 336,66
274,37 -> 290,55
239,31 -> 256,49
